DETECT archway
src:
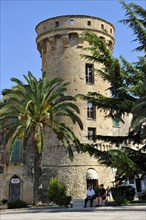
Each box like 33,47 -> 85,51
86,168 -> 98,189
9,175 -> 21,202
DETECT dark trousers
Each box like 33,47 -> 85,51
84,196 -> 94,207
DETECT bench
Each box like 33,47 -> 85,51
73,198 -> 106,208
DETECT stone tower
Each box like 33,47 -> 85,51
35,15 -> 130,199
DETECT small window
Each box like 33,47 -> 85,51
88,128 -> 96,141
70,19 -> 74,25
99,36 -> 105,41
101,24 -> 104,30
113,114 -> 120,128
87,20 -> 91,26
44,26 -> 46,31
87,102 -> 96,119
55,21 -> 59,28
85,64 -> 94,84
110,28 -> 112,34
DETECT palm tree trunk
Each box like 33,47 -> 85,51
33,151 -> 42,205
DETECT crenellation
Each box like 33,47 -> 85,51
36,15 -> 115,39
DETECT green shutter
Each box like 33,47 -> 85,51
11,139 -> 22,163
113,115 -> 120,128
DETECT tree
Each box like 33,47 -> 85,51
119,1 -> 146,143
79,1 -> 146,180
0,72 -> 83,204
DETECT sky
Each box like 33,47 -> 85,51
0,0 -> 145,94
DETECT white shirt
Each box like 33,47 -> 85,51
86,189 -> 95,197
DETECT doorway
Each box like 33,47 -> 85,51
9,175 -> 21,202
135,178 -> 141,192
86,168 -> 98,189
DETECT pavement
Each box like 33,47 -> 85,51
0,205 -> 146,220
0,203 -> 146,213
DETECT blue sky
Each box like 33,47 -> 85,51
1,0 -> 145,93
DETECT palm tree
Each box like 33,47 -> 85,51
0,72 -> 83,204
79,1 -> 146,178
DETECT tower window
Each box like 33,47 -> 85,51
70,19 -> 74,25
87,102 -> 96,119
113,114 -> 120,128
101,24 -> 104,30
110,28 -> 112,34
55,21 -> 59,28
85,64 -> 94,84
88,127 -> 96,141
99,36 -> 105,41
87,20 -> 91,26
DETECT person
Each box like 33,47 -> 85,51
95,184 -> 106,206
84,184 -> 95,208
106,186 -> 111,201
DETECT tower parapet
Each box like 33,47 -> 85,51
36,15 -> 115,57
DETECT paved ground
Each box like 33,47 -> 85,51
0,205 -> 146,220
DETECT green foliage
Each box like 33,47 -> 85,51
82,144 -> 141,180
7,200 -> 28,209
1,199 -> 8,204
0,72 -> 83,204
111,185 -> 135,206
79,1 -> 146,180
120,1 -> 146,52
48,177 -> 72,207
80,31 -> 136,120
80,1 -> 146,132
0,72 -> 83,159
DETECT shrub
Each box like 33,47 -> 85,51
1,199 -> 8,204
138,191 -> 146,201
111,185 -> 135,205
7,199 -> 28,209
48,177 -> 72,207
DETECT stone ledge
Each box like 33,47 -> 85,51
73,199 -> 106,208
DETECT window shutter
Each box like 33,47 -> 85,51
11,139 -> 22,163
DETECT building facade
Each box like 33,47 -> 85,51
1,15 -> 144,204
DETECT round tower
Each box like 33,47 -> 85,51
36,15 -> 115,199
